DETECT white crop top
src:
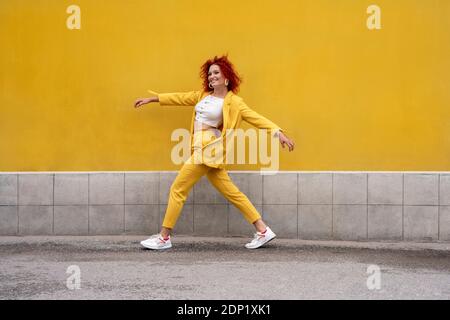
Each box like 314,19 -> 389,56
194,95 -> 224,128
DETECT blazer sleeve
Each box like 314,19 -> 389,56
239,99 -> 283,135
148,90 -> 201,106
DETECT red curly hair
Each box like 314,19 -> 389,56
199,55 -> 242,94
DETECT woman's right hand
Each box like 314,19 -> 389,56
134,97 -> 153,108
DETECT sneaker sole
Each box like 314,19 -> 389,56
140,241 -> 172,250
245,234 -> 276,249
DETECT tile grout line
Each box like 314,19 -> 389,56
227,200 -> 229,236
88,174 -> 90,235
52,174 -> 55,235
366,173 -> 369,240
192,175 -> 195,234
331,173 -> 334,239
252,203 -> 428,206
226,176 -> 231,236
155,172 -> 162,233
297,173 -> 299,239
438,174 -> 440,240
123,173 -> 125,234
402,173 -> 404,241
6,170 -> 450,174
142,202 -> 403,205
261,175 -> 266,222
4,172 -> 448,239
17,175 -> 19,235
158,172 -> 161,233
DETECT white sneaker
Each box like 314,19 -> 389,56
140,234 -> 172,250
245,227 -> 276,249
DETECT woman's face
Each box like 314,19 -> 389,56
208,64 -> 227,89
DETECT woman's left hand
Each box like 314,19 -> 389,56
279,131 -> 295,152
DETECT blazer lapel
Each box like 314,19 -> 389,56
190,90 -> 210,134
221,90 -> 233,134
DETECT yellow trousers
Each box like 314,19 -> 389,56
162,129 -> 262,229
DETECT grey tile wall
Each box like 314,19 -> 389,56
125,204 -> 159,235
404,174 -> 438,205
404,206 -> 439,241
440,206 -> 450,241
18,205 -> 53,235
0,175 -> 17,205
368,205 -> 403,240
333,205 -> 367,240
0,172 -> 449,242
54,174 -> 88,205
263,204 -> 298,238
0,206 -> 18,235
298,205 -> 332,239
89,205 -> 124,235
298,173 -> 332,205
19,174 -> 53,205
125,173 -> 159,205
368,173 -> 403,205
333,173 -> 367,205
54,205 -> 89,235
160,204 -> 194,235
263,173 -> 297,204
228,205 -> 262,236
194,204 -> 228,236
89,173 -> 124,205
440,175 -> 450,205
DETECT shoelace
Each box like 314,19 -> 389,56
252,233 -> 265,242
145,234 -> 166,242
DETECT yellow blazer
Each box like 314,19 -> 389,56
148,89 -> 283,169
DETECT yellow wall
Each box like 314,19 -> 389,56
1,0 -> 449,171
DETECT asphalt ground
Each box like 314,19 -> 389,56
0,236 -> 449,300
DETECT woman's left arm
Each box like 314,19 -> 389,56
239,100 -> 295,151
239,100 -> 280,130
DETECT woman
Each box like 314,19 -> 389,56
134,55 -> 295,250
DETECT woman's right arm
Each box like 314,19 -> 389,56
134,96 -> 159,108
156,91 -> 201,106
134,90 -> 201,108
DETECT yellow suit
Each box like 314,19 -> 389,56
147,89 -> 283,229
148,89 -> 283,169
